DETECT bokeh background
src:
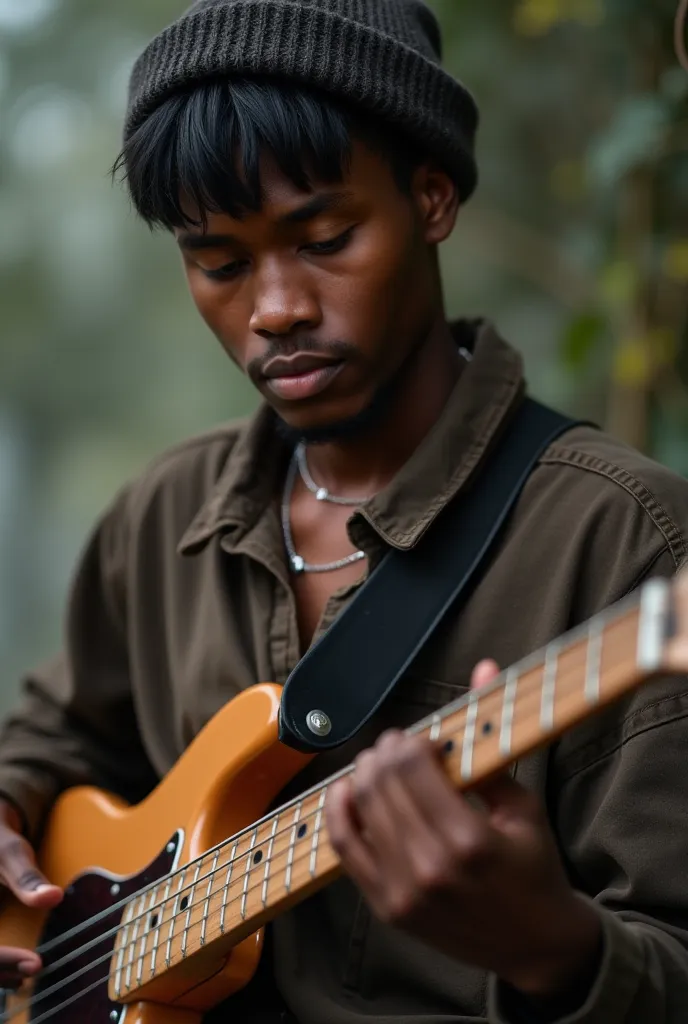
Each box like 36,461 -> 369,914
1,0 -> 687,713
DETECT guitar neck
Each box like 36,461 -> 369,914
111,578 -> 675,1003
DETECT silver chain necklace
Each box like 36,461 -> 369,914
295,443 -> 374,506
282,345 -> 473,574
282,452 -> 367,574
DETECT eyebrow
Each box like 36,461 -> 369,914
177,190 -> 355,251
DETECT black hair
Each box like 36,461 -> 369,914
114,77 -> 424,231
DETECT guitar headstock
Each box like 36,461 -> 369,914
664,567 -> 688,674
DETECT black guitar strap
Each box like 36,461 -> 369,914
279,398 -> 585,753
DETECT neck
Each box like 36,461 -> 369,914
305,318 -> 463,500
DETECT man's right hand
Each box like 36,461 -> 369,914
0,798 -> 62,989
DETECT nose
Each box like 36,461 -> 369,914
249,260 -> 321,338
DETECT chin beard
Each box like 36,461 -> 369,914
274,347 -> 418,448
274,385 -> 393,447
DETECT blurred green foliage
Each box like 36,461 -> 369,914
0,0 -> 687,708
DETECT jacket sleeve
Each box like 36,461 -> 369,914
0,485 -> 158,843
489,550 -> 688,1022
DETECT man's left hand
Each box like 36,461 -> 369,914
326,660 -> 602,1002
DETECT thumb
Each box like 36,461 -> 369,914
0,831 -> 63,909
470,658 -> 501,690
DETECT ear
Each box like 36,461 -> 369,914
412,162 -> 460,245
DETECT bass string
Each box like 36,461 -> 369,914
33,798 -> 329,991
37,792 -> 332,976
36,765 -> 350,958
0,967 -> 107,1024
0,830 -> 330,1024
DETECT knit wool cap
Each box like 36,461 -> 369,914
125,0 -> 479,202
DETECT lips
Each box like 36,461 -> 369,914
262,354 -> 343,379
261,353 -> 345,401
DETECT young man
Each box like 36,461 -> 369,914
0,1 -> 687,1021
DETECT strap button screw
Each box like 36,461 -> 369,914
306,710 -> 332,737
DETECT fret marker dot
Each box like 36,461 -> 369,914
297,823 -> 308,839
150,913 -> 159,929
443,740 -> 455,754
180,896 -> 189,911
253,850 -> 263,865
482,721 -> 493,735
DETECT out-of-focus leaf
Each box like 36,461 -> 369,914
513,0 -> 603,36
613,329 -> 675,387
614,338 -> 652,386
513,0 -> 565,37
598,260 -> 638,307
561,311 -> 607,369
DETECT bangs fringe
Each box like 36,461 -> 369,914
114,79 -> 360,230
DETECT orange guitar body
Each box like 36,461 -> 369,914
0,683 -> 311,1024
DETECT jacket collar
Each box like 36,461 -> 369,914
179,320 -> 524,556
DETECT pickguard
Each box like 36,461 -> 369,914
23,832 -> 183,1023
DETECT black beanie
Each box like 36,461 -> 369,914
125,0 -> 479,202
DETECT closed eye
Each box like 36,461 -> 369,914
200,226 -> 355,282
305,227 -> 355,255
203,260 -> 247,282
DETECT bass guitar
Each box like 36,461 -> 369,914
0,572 -> 686,1023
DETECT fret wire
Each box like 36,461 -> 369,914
150,874 -> 172,978
310,789 -> 327,877
181,861 -> 203,958
499,667 -> 519,756
285,803 -> 302,893
460,695 -> 479,780
637,578 -> 670,670
540,642 -> 559,731
241,830 -> 258,920
262,817 -> 279,908
125,894 -> 146,991
201,851 -> 220,947
429,713 -> 442,742
114,899 -> 135,997
585,618 -> 604,703
136,889 -> 157,986
164,871 -> 186,968
219,841 -> 238,935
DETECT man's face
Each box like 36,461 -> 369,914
176,140 -> 457,439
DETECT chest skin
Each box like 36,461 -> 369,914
287,485 -> 369,651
